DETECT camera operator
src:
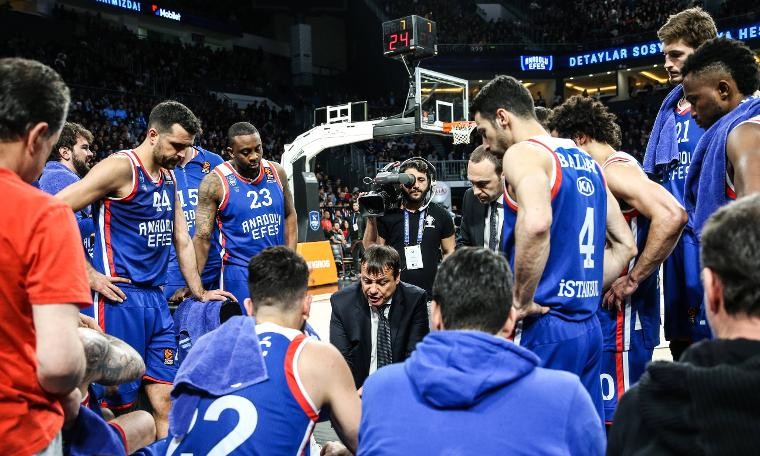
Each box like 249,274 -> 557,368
363,158 -> 455,299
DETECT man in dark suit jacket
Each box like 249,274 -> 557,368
458,145 -> 505,251
330,245 -> 429,389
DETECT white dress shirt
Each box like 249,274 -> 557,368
483,197 -> 505,250
369,299 -> 392,375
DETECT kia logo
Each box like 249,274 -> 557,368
577,177 -> 595,196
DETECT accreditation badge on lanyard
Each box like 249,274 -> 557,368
404,209 -> 425,270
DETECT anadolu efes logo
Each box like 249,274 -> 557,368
576,176 -> 595,196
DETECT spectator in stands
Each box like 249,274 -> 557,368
0,57 -> 89,455
359,247 -> 605,455
330,245 -> 429,389
608,194 -> 760,455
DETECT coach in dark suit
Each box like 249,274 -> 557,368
330,245 -> 429,389
458,145 -> 505,251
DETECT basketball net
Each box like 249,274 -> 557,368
443,121 -> 477,145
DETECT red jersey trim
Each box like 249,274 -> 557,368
143,375 -> 173,385
103,200 -> 118,278
526,138 -> 563,199
214,168 -> 231,212
111,151 -> 139,202
222,161 -> 265,185
108,421 -> 128,451
268,160 -> 284,190
129,150 -> 164,185
284,334 -> 320,422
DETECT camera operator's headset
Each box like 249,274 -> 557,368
398,156 -> 437,211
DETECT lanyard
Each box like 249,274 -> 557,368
404,209 -> 426,246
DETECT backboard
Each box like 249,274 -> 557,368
415,67 -> 469,135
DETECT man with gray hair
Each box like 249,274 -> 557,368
609,194 -> 760,454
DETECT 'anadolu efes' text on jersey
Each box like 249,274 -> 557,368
215,159 -> 285,268
501,136 -> 607,320
93,150 -> 175,287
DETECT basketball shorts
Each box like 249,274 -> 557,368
516,313 -> 604,421
90,284 -> 178,409
221,264 -> 250,315
163,263 -> 222,301
63,405 -> 126,456
663,230 -> 712,342
600,328 -> 652,424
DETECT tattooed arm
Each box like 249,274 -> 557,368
78,328 -> 145,387
193,172 -> 224,274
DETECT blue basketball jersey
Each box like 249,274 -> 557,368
166,147 -> 225,286
92,150 -> 175,287
215,160 -> 285,268
166,322 -> 319,456
501,136 -> 607,320
662,99 -> 703,208
37,161 -> 96,258
597,152 -> 660,351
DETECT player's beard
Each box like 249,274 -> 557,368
72,154 -> 91,177
153,143 -> 182,169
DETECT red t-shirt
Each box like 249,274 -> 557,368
0,168 -> 91,454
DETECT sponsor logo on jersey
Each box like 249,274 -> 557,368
576,176 -> 595,196
163,348 -> 174,365
202,161 -> 211,174
309,211 -> 320,231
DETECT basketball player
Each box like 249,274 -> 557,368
470,75 -> 637,419
56,101 -> 234,438
164,145 -> 225,302
682,37 -> 760,225
548,95 -> 687,423
646,7 -> 718,359
167,247 -> 360,455
37,122 -> 96,258
193,122 -> 297,308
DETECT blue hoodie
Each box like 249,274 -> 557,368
358,331 -> 605,455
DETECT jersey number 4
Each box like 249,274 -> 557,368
248,188 -> 273,209
579,207 -> 595,269
166,395 -> 258,456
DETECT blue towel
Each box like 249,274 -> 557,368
38,161 -> 79,194
37,161 -> 92,222
684,96 -> 760,236
643,85 -> 684,175
169,316 -> 268,438
173,298 -> 220,365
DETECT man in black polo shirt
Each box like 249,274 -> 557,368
363,158 -> 455,298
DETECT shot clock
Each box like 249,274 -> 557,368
382,15 -> 437,60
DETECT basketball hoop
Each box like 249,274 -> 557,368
443,121 -> 477,145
